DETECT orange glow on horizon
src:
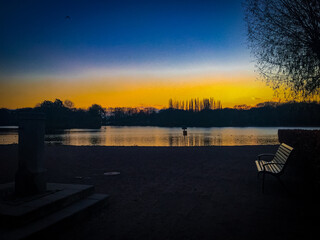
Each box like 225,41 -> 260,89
0,71 -> 278,109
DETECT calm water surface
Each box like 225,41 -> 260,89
1,126 -> 319,146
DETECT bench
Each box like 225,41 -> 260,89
255,143 -> 294,192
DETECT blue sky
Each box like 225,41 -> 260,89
0,0 -> 249,77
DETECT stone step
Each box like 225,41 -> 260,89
0,183 -> 95,226
1,193 -> 109,240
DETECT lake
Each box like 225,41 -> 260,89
1,126 -> 319,146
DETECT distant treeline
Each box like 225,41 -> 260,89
168,98 -> 222,111
1,100 -> 320,129
107,101 -> 320,127
0,99 -> 106,129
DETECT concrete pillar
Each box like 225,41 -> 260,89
15,112 -> 47,196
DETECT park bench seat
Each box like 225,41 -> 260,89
255,143 -> 294,191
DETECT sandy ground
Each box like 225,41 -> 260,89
0,145 -> 317,240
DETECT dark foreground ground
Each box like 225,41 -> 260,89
0,145 -> 318,240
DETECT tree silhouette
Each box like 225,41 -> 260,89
168,97 -> 221,111
29,100 -> 107,129
88,104 -> 105,118
107,101 -> 320,127
1,100 -> 320,128
244,0 -> 320,97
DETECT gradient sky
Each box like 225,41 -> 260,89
0,0 -> 277,109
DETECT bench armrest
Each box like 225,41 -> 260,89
258,153 -> 275,160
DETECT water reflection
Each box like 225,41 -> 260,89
0,127 -> 18,145
1,126 -> 319,146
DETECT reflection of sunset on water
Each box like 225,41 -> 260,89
0,126 -> 294,146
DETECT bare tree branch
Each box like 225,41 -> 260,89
244,0 -> 320,98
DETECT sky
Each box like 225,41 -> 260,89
0,0 -> 277,109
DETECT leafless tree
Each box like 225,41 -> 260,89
244,0 -> 320,97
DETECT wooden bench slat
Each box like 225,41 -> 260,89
255,160 -> 262,172
275,147 -> 291,161
272,163 -> 281,172
273,164 -> 280,173
273,157 -> 285,165
281,143 -> 294,151
277,148 -> 290,157
272,164 -> 281,173
265,163 -> 280,173
265,165 -> 274,173
273,158 -> 285,165
274,153 -> 287,164
278,146 -> 291,155
278,147 -> 291,156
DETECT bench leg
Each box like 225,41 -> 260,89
262,172 -> 265,193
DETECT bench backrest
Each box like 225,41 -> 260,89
272,143 -> 294,170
